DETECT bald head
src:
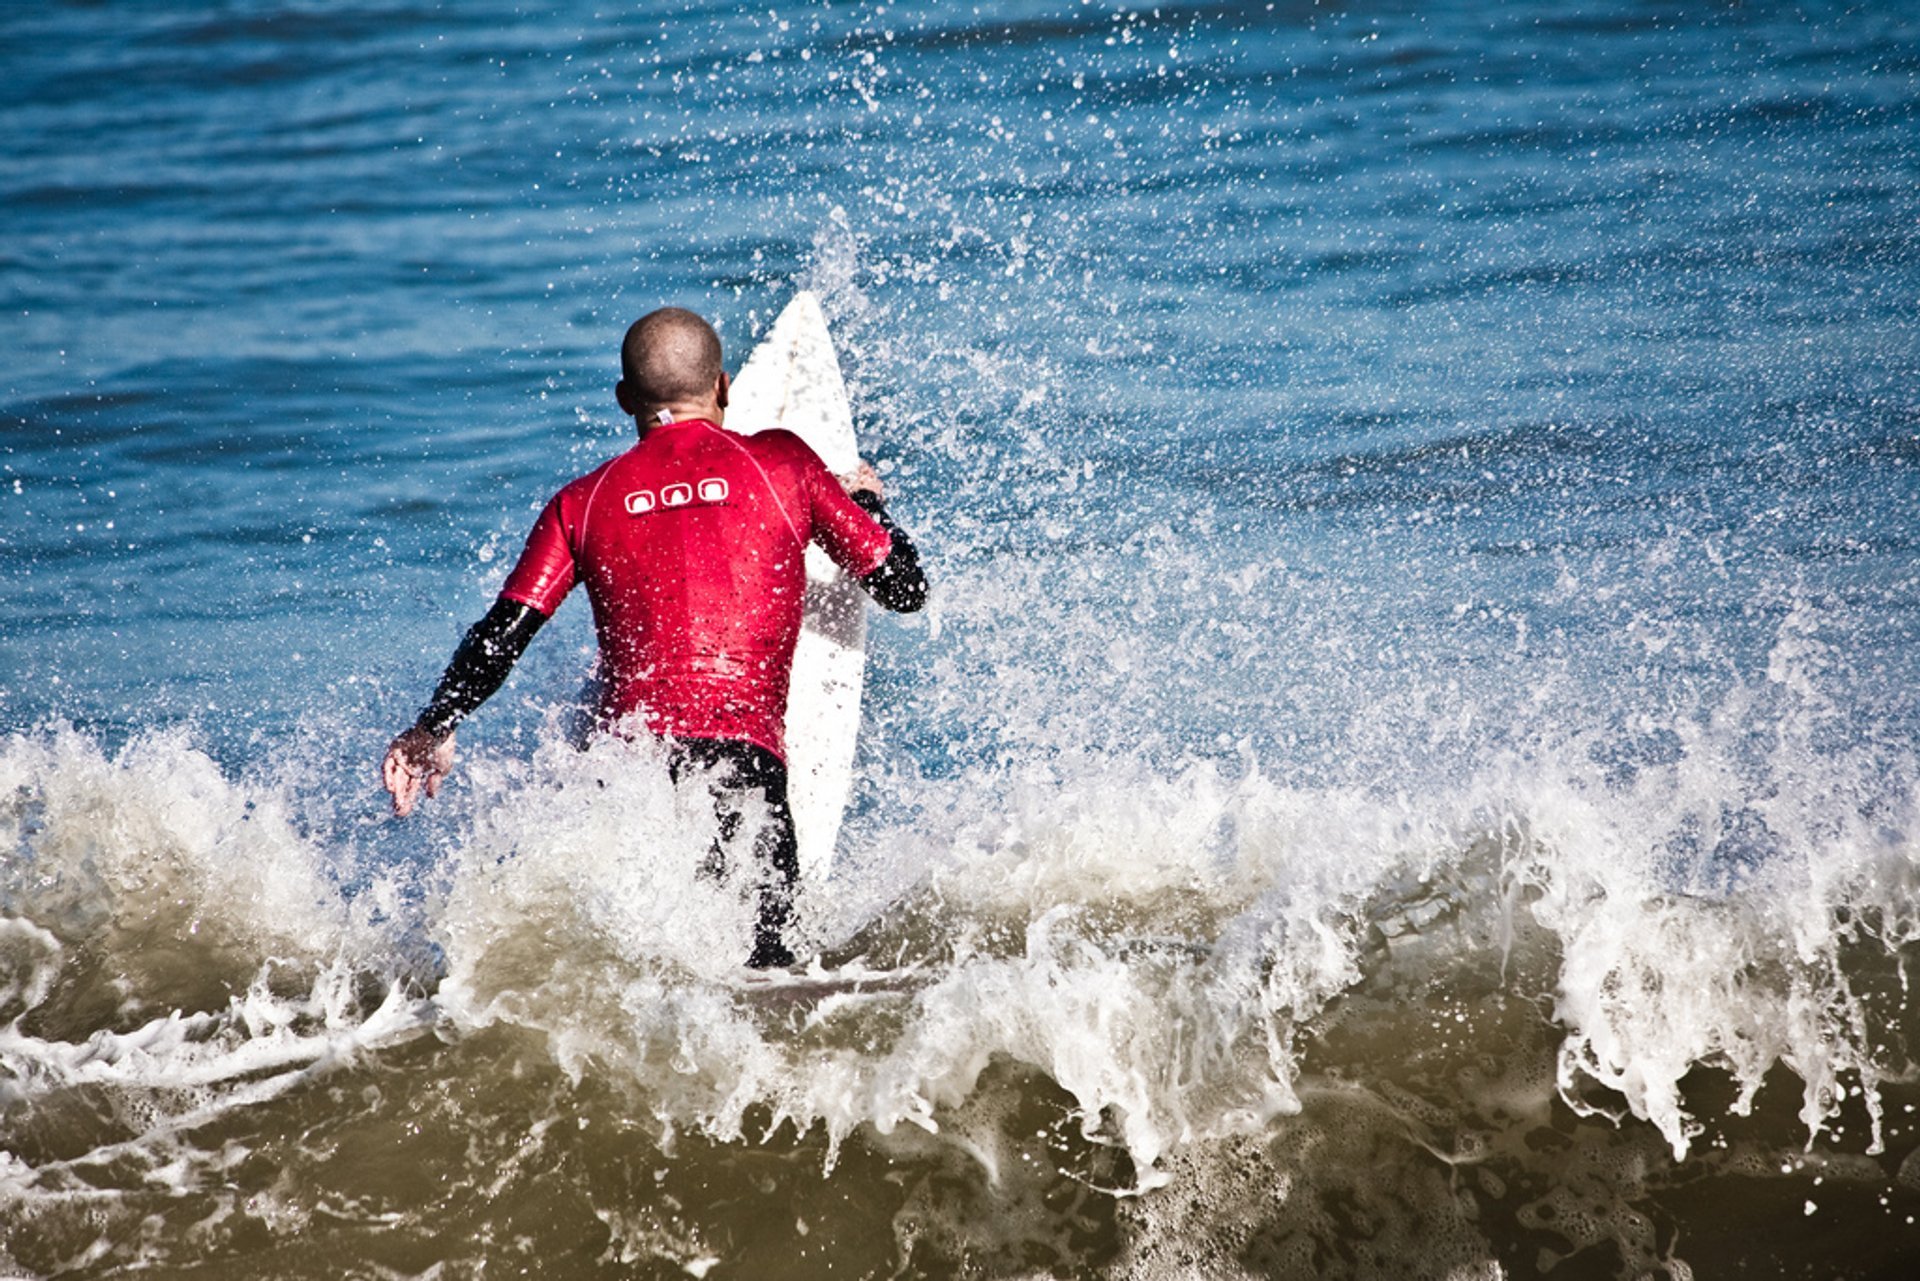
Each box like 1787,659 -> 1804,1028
620,307 -> 724,411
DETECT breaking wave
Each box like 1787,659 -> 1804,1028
4,682 -> 1916,1277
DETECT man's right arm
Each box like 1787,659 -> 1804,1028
384,492 -> 576,817
382,597 -> 549,817
807,453 -> 928,613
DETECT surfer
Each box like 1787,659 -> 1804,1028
380,306 -> 928,967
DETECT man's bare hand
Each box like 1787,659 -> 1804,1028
841,460 -> 884,500
382,727 -> 457,818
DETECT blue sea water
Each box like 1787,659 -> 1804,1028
3,2 -> 1919,1277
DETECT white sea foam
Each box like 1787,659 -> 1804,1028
0,725 -> 380,986
0,725 -> 429,1227
2,686 -> 1914,1215
401,663 -> 1914,1186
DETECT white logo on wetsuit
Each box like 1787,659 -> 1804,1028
625,477 -> 728,515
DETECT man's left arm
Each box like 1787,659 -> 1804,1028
846,489 -> 928,613
826,461 -> 928,613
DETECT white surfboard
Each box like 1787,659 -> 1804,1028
727,292 -> 866,880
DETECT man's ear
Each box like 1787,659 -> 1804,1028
615,380 -> 638,417
715,369 -> 730,409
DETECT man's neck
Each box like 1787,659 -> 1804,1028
637,399 -> 724,435
633,403 -> 721,437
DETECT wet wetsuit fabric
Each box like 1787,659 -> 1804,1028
414,598 -> 549,739
850,490 -> 929,613
497,418 -> 895,761
407,501 -> 924,741
668,737 -> 798,969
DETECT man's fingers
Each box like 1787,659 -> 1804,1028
390,769 -> 417,818
382,743 -> 421,817
383,729 -> 453,818
841,460 -> 883,498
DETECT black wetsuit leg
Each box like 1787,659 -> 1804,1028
668,738 -> 799,969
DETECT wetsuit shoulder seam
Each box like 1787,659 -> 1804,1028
572,451 -> 629,548
705,424 -> 804,550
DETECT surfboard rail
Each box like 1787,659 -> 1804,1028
728,292 -> 867,882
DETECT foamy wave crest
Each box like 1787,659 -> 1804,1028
2,699 -> 1914,1279
0,726 -> 383,1005
1501,719 -> 1920,1159
425,739 -> 1346,1171
421,705 -> 1917,1197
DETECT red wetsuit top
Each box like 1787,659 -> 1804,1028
497,418 -> 894,761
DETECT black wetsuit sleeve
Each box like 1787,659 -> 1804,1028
413,597 -> 549,737
850,490 -> 929,614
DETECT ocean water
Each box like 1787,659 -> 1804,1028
3,0 -> 1919,1276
